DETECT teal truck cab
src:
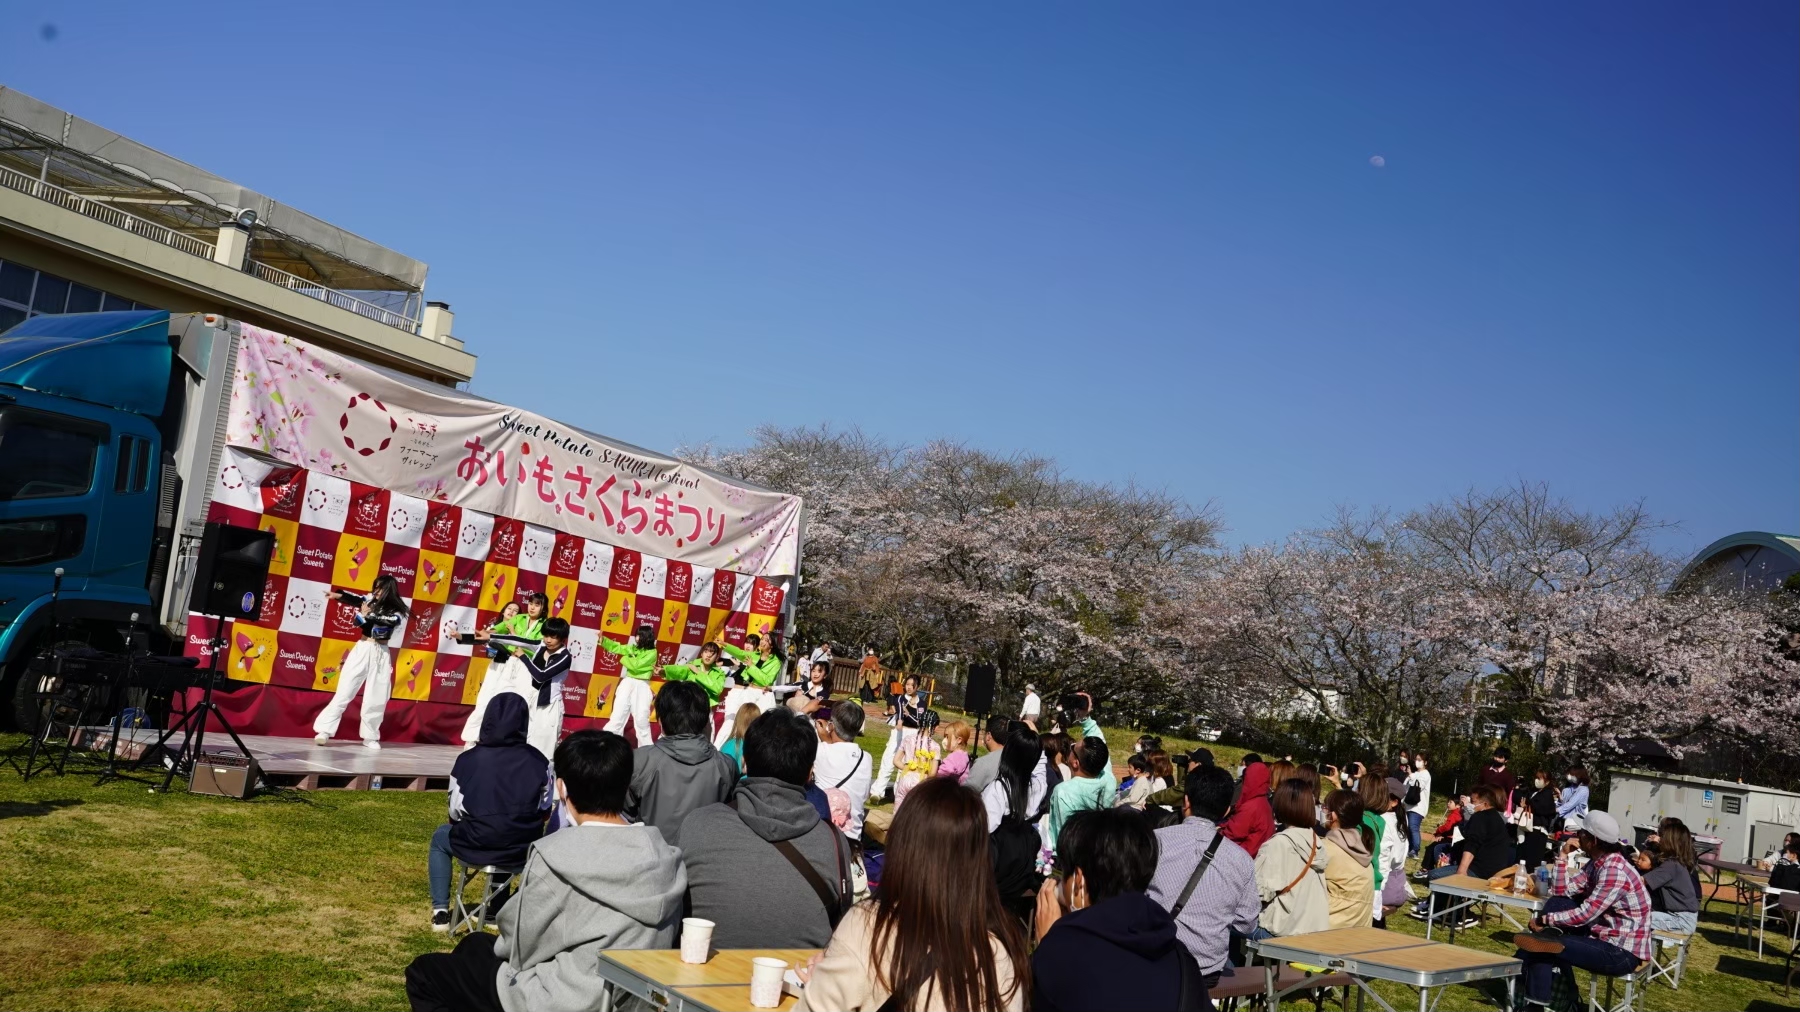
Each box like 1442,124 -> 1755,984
0,310 -> 243,728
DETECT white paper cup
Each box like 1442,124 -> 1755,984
749,956 -> 787,1008
679,917 -> 714,964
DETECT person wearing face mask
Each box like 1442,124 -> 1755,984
1402,752 -> 1432,856
1556,766 -> 1591,833
1517,770 -> 1560,870
1409,785 -> 1514,925
1478,747 -> 1518,816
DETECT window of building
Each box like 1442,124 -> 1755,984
0,258 -> 152,334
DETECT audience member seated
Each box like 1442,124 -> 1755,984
964,716 -> 1012,792
1409,784 -> 1514,923
1321,789 -> 1375,930
795,777 -> 1029,1011
1413,791 -> 1471,879
1148,765 -> 1259,989
678,708 -> 855,948
983,725 -> 1050,920
719,702 -> 758,776
1047,736 -> 1113,848
1255,778 -> 1330,937
1513,811 -> 1652,1010
625,680 -> 737,844
812,700 -> 874,841
1032,808 -> 1211,1012
936,720 -> 975,783
1219,759 -> 1275,858
405,730 -> 686,1012
1635,817 -> 1700,935
427,692 -> 550,931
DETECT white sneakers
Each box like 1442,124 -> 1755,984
364,740 -> 381,750
314,733 -> 330,744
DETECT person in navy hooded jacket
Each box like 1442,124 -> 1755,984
428,692 -> 552,931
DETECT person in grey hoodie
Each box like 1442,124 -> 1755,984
405,730 -> 686,1012
626,679 -> 737,844
678,708 -> 854,949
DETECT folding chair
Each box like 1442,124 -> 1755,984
1586,960 -> 1648,1012
1642,932 -> 1690,989
448,858 -> 521,937
1207,965 -> 1264,1012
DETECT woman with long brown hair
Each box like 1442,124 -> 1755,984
1636,817 -> 1700,934
797,776 -> 1028,1011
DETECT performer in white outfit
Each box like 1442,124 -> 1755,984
871,674 -> 926,802
598,624 -> 660,746
479,617 -> 572,759
312,575 -> 408,749
457,594 -> 545,746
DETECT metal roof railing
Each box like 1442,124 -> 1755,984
0,161 -> 217,260
247,260 -> 421,333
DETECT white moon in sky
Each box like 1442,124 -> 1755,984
1369,155 -> 1386,168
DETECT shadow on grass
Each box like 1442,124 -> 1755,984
1715,953 -> 1791,985
0,798 -> 84,819
1745,1001 -> 1799,1012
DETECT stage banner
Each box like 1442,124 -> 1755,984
226,325 -> 800,577
187,446 -> 788,743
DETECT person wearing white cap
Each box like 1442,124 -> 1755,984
1511,810 -> 1653,1009
1018,684 -> 1041,727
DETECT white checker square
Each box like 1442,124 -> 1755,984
636,555 -> 667,597
567,626 -> 599,674
385,493 -> 427,547
438,604 -> 478,655
456,511 -> 494,562
277,578 -> 330,637
580,540 -> 615,584
518,523 -> 556,575
299,472 -> 350,531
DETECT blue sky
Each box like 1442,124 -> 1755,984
5,3 -> 1795,556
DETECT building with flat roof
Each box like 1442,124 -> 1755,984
0,86 -> 474,385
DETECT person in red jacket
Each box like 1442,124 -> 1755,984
1220,758 -> 1275,858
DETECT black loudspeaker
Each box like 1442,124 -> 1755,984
964,663 -> 997,715
188,522 -> 275,618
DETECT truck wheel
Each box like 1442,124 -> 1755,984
5,664 -> 42,733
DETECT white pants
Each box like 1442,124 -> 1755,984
711,685 -> 776,748
461,656 -> 532,744
604,676 -> 656,746
312,639 -> 392,742
870,721 -> 915,799
527,681 -> 564,759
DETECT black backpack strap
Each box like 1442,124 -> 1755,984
773,830 -> 850,928
1170,832 -> 1226,920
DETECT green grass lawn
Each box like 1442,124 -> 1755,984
1,729 -> 1794,1011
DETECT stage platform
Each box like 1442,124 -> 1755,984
76,727 -> 460,791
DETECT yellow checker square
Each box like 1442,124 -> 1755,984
461,655 -> 492,705
659,601 -> 688,645
258,515 -> 297,578
227,622 -> 279,684
584,674 -> 620,718
331,532 -> 385,592
480,562 -> 517,612
545,576 -> 579,623
415,550 -> 455,604
601,589 -> 637,636
704,608 -> 730,644
746,612 -> 777,641
313,638 -> 355,692
393,649 -> 436,701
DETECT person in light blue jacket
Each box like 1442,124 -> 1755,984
1556,765 -> 1591,831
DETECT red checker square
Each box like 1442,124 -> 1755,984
259,467 -> 306,520
344,483 -> 389,538
379,543 -> 420,588
682,605 -> 711,645
422,503 -> 461,554
595,634 -> 624,675
291,524 -> 340,583
634,596 -> 664,638
323,596 -> 364,641
749,578 -> 785,616
561,678 -> 588,715
665,562 -> 693,603
572,582 -> 607,630
271,632 -> 321,689
609,550 -> 642,591
208,501 -> 260,528
431,654 -> 470,704
550,532 -> 584,579
722,612 -> 749,646
489,517 -> 524,566
657,642 -> 680,664
448,556 -> 485,607
710,571 -> 737,611
403,601 -> 441,650
183,614 -> 228,664
257,573 -> 289,626
514,568 -> 546,601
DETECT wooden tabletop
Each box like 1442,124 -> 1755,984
602,948 -> 819,988
1267,927 -> 1435,957
673,984 -> 801,1012
1352,943 -> 1519,973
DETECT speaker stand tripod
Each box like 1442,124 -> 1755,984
137,614 -> 254,792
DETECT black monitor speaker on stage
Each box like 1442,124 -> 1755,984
965,663 -> 996,715
188,522 -> 275,618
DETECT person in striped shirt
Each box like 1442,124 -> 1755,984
1147,764 -> 1260,988
1513,810 -> 1652,1009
